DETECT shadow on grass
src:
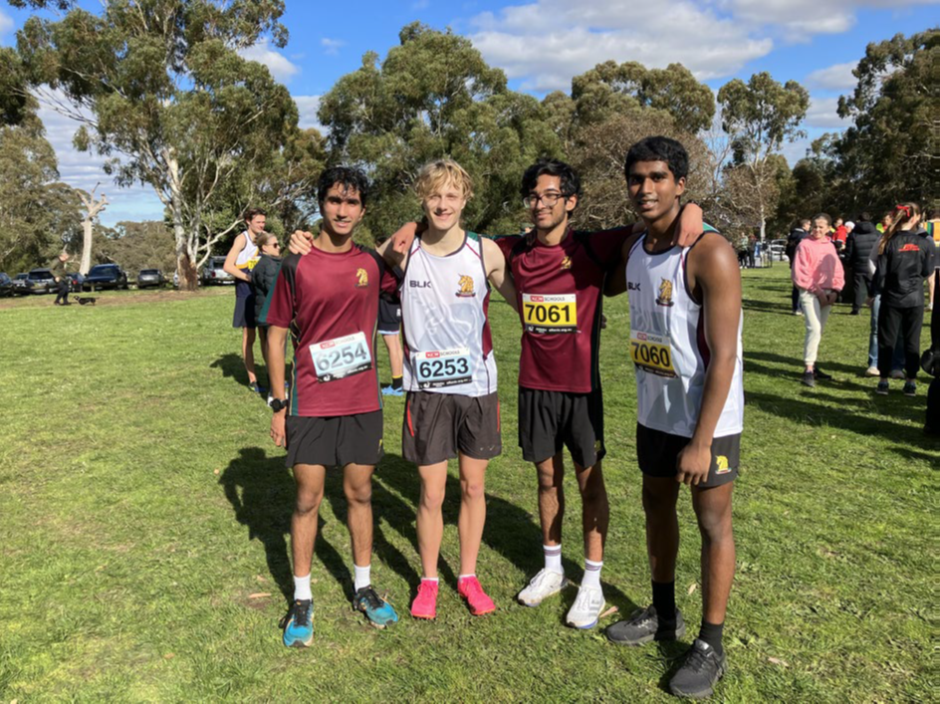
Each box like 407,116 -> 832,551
742,298 -> 793,315
745,390 -> 931,444
376,452 -> 640,617
219,446 -> 354,606
210,353 -> 291,392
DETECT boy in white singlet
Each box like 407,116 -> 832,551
223,208 -> 267,393
604,137 -> 744,700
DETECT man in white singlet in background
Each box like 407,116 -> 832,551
604,137 -> 744,700
224,208 -> 267,393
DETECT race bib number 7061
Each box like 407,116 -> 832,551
522,293 -> 577,334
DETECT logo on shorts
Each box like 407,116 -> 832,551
560,255 -> 572,270
656,278 -> 674,307
355,268 -> 369,287
715,455 -> 731,474
456,274 -> 476,298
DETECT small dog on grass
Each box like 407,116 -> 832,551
76,297 -> 97,306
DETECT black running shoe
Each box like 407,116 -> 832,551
801,371 -> 816,388
813,366 -> 832,381
669,639 -> 727,699
606,605 -> 685,646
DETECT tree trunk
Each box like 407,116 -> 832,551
168,154 -> 199,292
80,218 -> 94,275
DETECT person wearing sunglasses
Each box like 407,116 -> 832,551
252,230 -> 284,401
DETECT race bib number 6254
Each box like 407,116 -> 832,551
310,331 -> 372,383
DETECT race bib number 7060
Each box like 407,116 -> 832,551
310,331 -> 372,383
630,330 -> 677,378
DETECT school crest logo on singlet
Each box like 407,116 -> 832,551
656,278 -> 674,307
456,274 -> 476,298
560,255 -> 572,270
355,268 -> 369,287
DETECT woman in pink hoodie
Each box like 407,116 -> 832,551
792,213 -> 845,387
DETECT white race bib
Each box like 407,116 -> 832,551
310,332 -> 372,383
413,347 -> 472,389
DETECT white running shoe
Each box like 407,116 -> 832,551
517,568 -> 568,607
566,585 -> 605,629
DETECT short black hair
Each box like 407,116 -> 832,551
520,159 -> 581,201
859,211 -> 872,222
624,136 -> 689,182
813,212 -> 832,226
317,166 -> 371,208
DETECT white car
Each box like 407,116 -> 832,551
200,256 -> 234,285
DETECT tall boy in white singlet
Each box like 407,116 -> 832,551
223,208 -> 267,392
604,137 -> 743,700
393,160 -> 517,621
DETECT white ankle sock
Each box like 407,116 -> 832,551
582,559 -> 603,590
354,564 -> 371,592
544,544 -> 563,574
458,574 -> 476,581
421,576 -> 439,583
293,573 -> 312,601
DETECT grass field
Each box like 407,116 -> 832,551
0,266 -> 935,702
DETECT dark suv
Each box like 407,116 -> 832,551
84,264 -> 128,291
26,268 -> 57,294
0,273 -> 13,297
12,273 -> 29,294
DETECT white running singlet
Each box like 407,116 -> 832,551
401,232 -> 497,396
235,232 -> 260,270
625,235 -> 744,438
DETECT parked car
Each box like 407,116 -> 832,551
137,268 -> 167,289
201,256 -> 234,285
84,263 -> 128,291
67,272 -> 84,292
25,268 -> 57,294
769,238 -> 788,262
0,273 -> 13,297
12,273 -> 29,295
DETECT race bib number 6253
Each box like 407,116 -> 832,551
414,347 -> 472,389
310,331 -> 372,383
630,330 -> 677,378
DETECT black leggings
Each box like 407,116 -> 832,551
877,304 -> 923,380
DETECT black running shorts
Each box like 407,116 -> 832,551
285,411 -> 384,468
518,387 -> 605,467
377,298 -> 401,336
402,391 -> 501,465
636,423 -> 740,488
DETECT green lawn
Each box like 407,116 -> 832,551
0,266 -> 935,702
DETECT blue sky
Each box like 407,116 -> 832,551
0,0 -> 936,226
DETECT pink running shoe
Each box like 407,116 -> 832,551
411,579 -> 439,620
458,576 -> 496,616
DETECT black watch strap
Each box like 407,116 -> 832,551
270,398 -> 288,413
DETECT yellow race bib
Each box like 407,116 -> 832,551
522,293 -> 577,334
630,330 -> 677,378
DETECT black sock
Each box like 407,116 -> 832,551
652,580 -> 676,622
392,375 -> 403,390
698,620 -> 724,655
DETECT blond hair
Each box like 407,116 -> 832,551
414,159 -> 474,202
255,231 -> 276,250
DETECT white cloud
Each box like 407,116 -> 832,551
0,8 -> 13,37
805,95 -> 850,129
239,38 -> 300,82
806,61 -> 858,90
292,95 -> 323,132
33,89 -> 165,225
321,38 -> 345,56
720,0 -> 939,39
469,0 -> 774,92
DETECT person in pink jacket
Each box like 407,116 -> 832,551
791,213 -> 846,387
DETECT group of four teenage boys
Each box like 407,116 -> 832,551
259,135 -> 744,700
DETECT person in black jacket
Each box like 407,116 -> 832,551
873,203 -> 933,396
251,231 -> 283,398
786,219 -> 810,314
844,213 -> 880,315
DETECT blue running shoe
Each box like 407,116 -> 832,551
282,599 -> 313,647
381,385 -> 404,397
353,586 -> 398,628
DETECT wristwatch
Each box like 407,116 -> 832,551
269,398 -> 288,413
